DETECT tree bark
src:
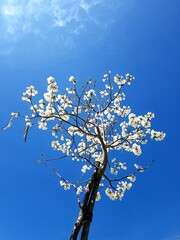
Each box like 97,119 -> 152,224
69,162 -> 100,240
80,170 -> 102,240
70,125 -> 108,240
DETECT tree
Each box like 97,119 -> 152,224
4,71 -> 165,239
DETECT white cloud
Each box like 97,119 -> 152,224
79,0 -> 103,13
0,0 -> 130,53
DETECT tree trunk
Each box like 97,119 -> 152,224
70,125 -> 108,240
69,162 -> 100,240
70,160 -> 107,239
80,161 -> 104,240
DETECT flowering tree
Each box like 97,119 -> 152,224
4,71 -> 165,240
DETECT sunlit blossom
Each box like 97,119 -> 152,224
8,71 -> 165,202
132,143 -> 142,156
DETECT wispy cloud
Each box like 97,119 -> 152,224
0,0 -> 129,54
166,235 -> 180,240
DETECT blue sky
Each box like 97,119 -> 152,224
0,0 -> 180,239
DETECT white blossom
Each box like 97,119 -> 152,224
44,92 -> 55,102
146,112 -> 155,119
60,180 -> 71,190
127,175 -> 136,182
81,164 -> 92,173
95,153 -> 104,164
110,167 -> 118,175
84,89 -> 96,100
119,162 -> 127,170
60,114 -> 70,121
134,164 -> 144,172
132,143 -> 142,156
151,130 -> 166,141
105,188 -> 116,200
66,88 -> 75,94
51,140 -> 60,150
26,121 -> 32,127
100,90 -> 109,98
11,71 -> 165,202
30,104 -> 39,112
96,192 -> 101,201
38,121 -> 47,130
69,76 -> 77,84
11,112 -> 19,117
47,82 -> 58,93
76,186 -> 83,195
47,76 -> 55,84
39,99 -> 45,108
22,86 -> 38,98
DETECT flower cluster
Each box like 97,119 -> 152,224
22,86 -> 38,102
81,164 -> 92,173
9,71 -> 165,202
60,180 -> 71,190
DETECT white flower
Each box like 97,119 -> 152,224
96,192 -> 101,201
30,104 -> 38,112
134,164 -> 144,172
86,89 -> 96,98
146,112 -> 155,119
105,188 -> 115,200
23,86 -> 38,97
107,113 -> 115,121
104,73 -> 109,78
39,99 -> 45,108
105,84 -> 113,90
116,191 -> 124,200
68,126 -> 83,136
47,82 -> 58,92
128,113 -> 137,126
119,162 -> 127,170
25,115 -> 30,122
77,141 -> 86,155
22,96 -> 31,102
110,167 -> 118,175
127,175 -> 136,182
61,135 -> 65,141
151,130 -> 166,141
132,143 -> 142,156
76,186 -> 83,195
60,114 -> 70,121
47,76 -> 55,84
66,88 -> 75,94
81,164 -> 91,173
141,119 -> 151,128
26,121 -> 32,127
96,153 -> 104,164
128,113 -> 136,120
141,139 -> 148,144
38,121 -> 47,130
100,90 -> 109,98
114,75 -> 126,86
44,103 -> 55,117
120,121 -> 128,131
127,182 -> 132,190
69,76 -> 76,84
114,76 -> 121,84
52,140 -> 60,150
44,92 -> 55,102
11,112 -> 19,117
60,180 -> 71,190
68,126 -> 76,136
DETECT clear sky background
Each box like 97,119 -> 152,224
0,0 -> 180,240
